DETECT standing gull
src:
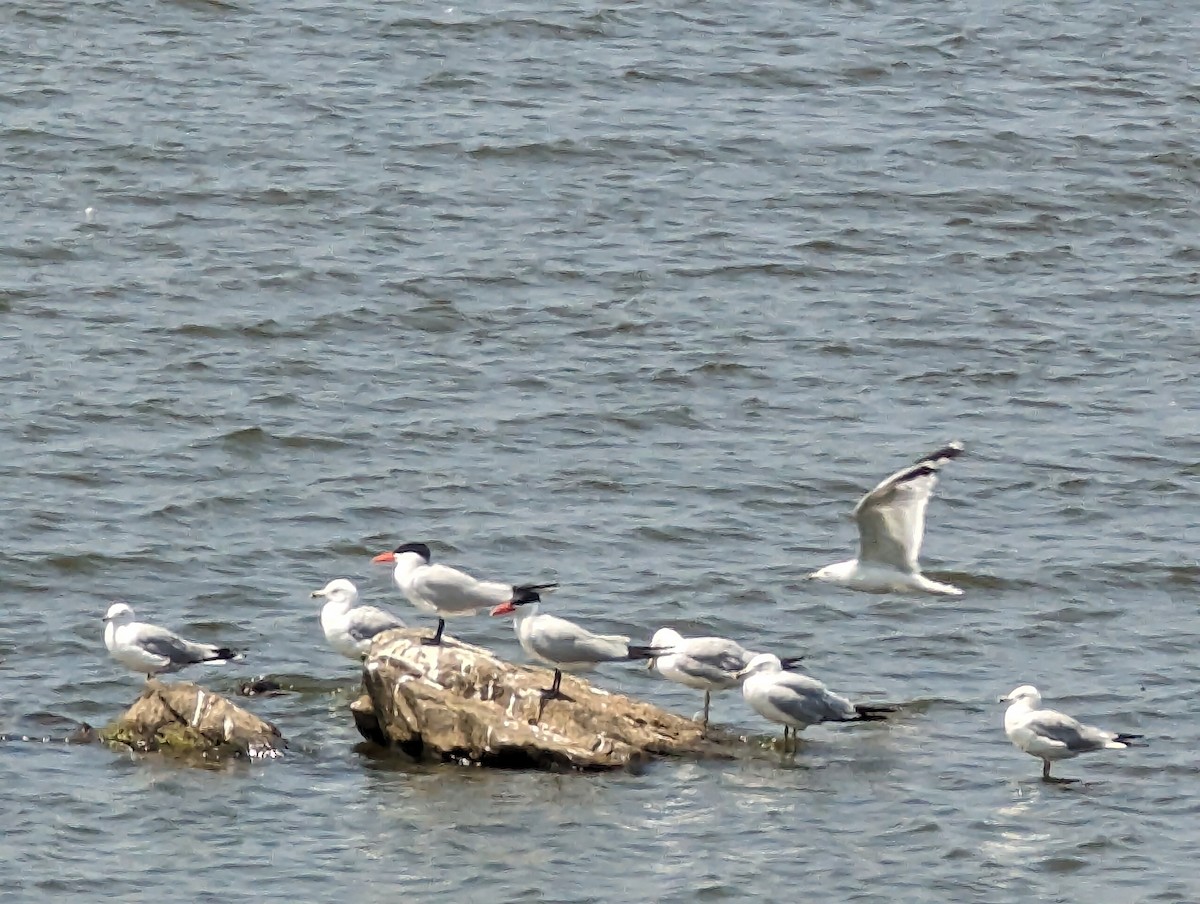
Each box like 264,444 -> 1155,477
491,594 -> 665,703
311,578 -> 405,661
103,603 -> 241,681
1002,685 -> 1144,781
737,653 -> 895,753
647,628 -> 804,732
372,542 -> 557,645
809,441 -> 965,595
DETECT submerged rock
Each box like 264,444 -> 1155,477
101,680 -> 286,761
352,628 -> 735,771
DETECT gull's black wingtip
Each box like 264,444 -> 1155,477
854,702 -> 899,721
927,440 -> 965,462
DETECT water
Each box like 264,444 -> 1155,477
2,0 -> 1198,899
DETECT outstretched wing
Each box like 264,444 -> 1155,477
854,441 -> 964,571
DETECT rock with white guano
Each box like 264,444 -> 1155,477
351,628 -> 735,771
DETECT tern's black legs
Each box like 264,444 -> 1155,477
421,618 -> 446,646
540,668 -> 573,703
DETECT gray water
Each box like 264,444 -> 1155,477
2,0 -> 1199,900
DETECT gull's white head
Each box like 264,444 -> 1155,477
103,602 -> 135,624
650,627 -> 684,650
647,627 -> 684,669
311,579 -> 359,608
808,561 -> 856,584
1002,685 -> 1041,707
737,652 -> 783,680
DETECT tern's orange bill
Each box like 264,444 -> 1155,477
490,602 -> 516,616
371,552 -> 395,564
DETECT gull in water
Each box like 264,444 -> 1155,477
491,594 -> 666,704
737,653 -> 896,753
1002,685 -> 1144,781
311,578 -> 406,661
809,441 -> 965,595
372,542 -> 557,645
647,628 -> 804,732
103,603 -> 242,681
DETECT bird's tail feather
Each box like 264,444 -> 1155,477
207,647 -> 243,663
626,645 -> 671,662
853,703 -> 898,721
778,656 -> 805,670
1113,732 -> 1146,748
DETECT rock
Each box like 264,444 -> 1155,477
101,680 -> 286,761
237,676 -> 288,697
353,628 -> 736,771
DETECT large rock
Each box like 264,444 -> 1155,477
352,628 -> 734,771
101,680 -> 286,761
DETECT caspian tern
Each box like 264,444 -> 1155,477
491,594 -> 665,703
103,602 -> 242,681
647,627 -> 804,731
311,578 -> 405,661
371,542 -> 557,645
737,653 -> 895,753
809,441 -> 965,595
1001,685 -> 1144,781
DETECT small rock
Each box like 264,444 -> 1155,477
101,680 -> 286,761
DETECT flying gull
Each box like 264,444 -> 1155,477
809,441 -> 965,595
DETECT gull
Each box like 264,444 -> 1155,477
1002,685 -> 1144,781
491,594 -> 666,704
103,603 -> 242,681
647,628 -> 804,732
372,542 -> 557,645
311,578 -> 405,661
809,441 -> 965,595
737,653 -> 896,753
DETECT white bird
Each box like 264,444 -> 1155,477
647,628 -> 804,731
491,594 -> 665,703
372,542 -> 557,645
1002,685 -> 1144,781
311,578 -> 405,661
737,653 -> 895,753
103,603 -> 241,681
809,441 -> 965,595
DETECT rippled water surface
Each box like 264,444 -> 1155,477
2,0 -> 1199,900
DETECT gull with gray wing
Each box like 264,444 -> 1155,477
312,578 -> 406,661
1002,684 -> 1144,780
103,602 -> 242,681
737,653 -> 896,753
648,628 -> 803,732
